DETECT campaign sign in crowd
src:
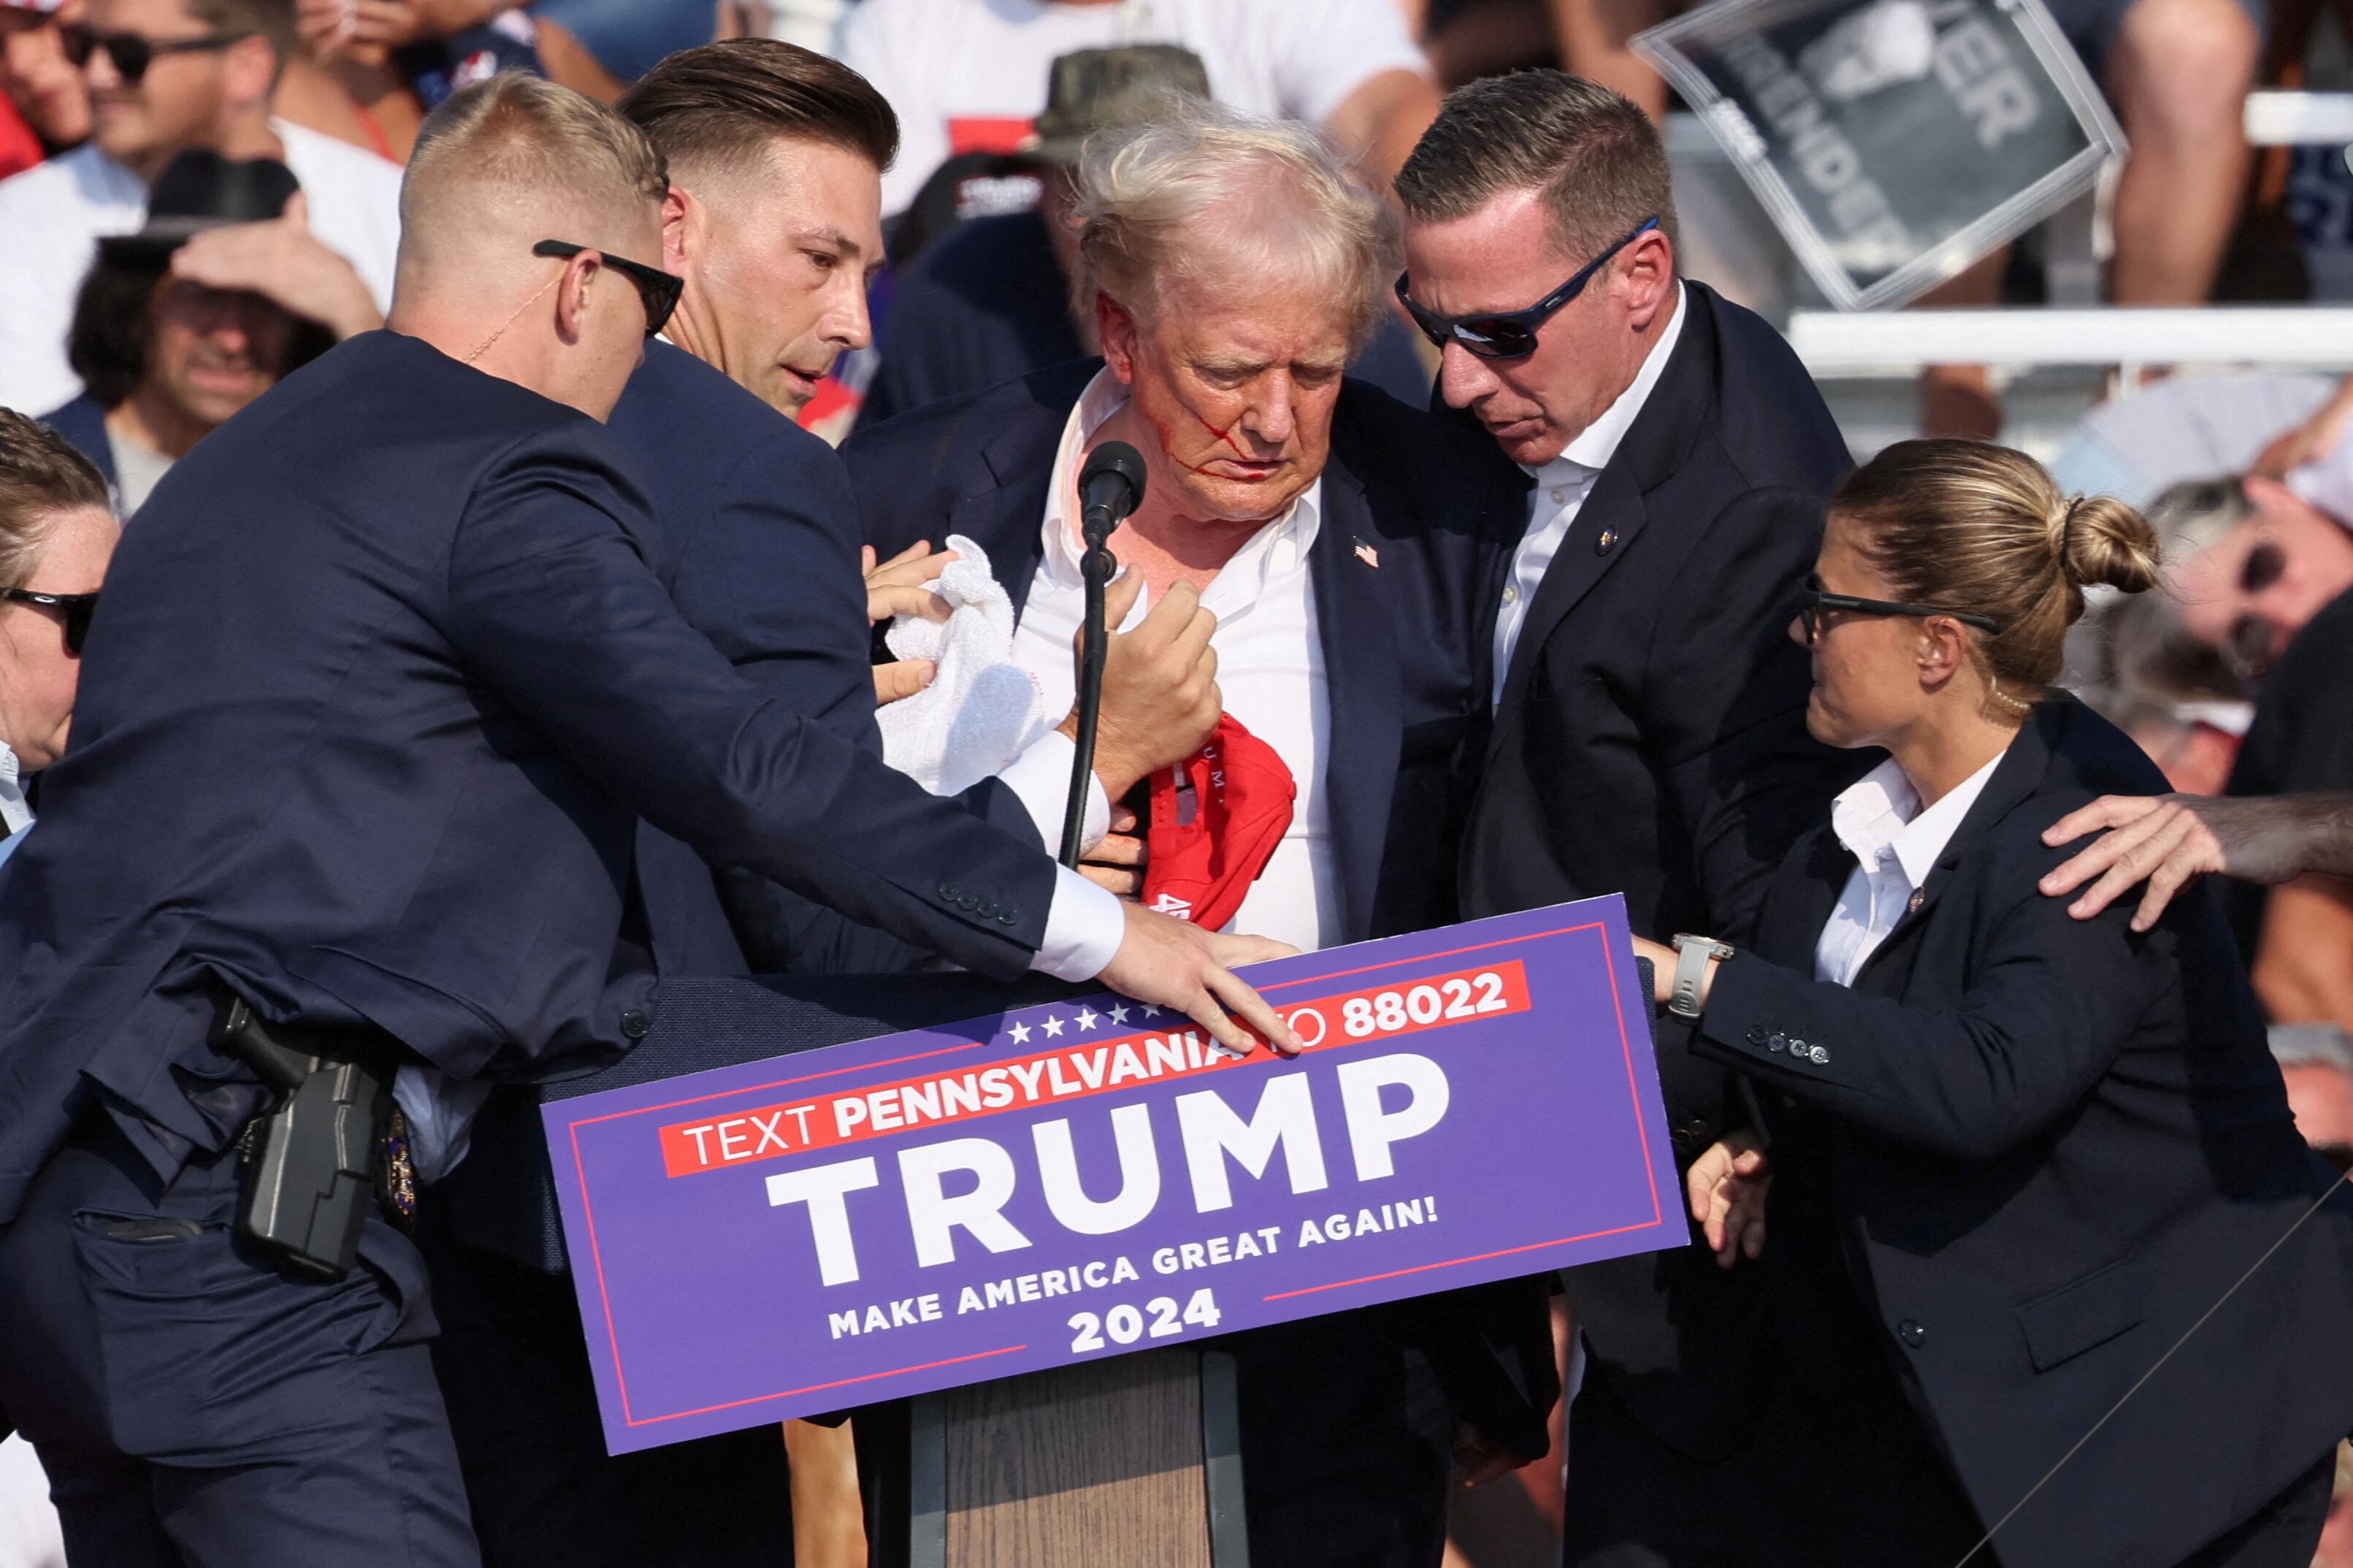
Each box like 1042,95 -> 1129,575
548,898 -> 1678,1454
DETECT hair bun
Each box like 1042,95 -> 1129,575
2059,494 -> 2161,595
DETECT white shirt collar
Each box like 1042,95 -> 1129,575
1521,280 -> 1687,489
0,742 -> 31,836
1830,748 -> 2007,891
1041,368 -> 1323,616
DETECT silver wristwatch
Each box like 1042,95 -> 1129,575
1667,934 -> 1734,1019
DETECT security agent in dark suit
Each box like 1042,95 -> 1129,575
424,46 -> 1227,1566
1393,72 -> 1861,1563
420,44 -> 1036,1567
0,74 -> 1294,1568
844,99 -> 1551,1561
1640,441 -> 2353,1568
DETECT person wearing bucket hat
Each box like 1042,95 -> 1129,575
865,42 -> 1434,424
848,99 -> 1550,1568
837,0 -> 1441,220
39,147 -> 378,511
0,0 -> 400,416
864,42 -> 1205,424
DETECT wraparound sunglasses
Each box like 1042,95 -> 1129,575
1396,217 -> 1660,360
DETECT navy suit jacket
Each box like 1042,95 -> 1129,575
0,331 -> 1066,1217
39,392 -> 115,494
604,341 -> 1047,979
1454,281 -> 1862,1456
845,359 -> 1526,944
843,362 -> 1564,1458
1697,697 -> 2353,1568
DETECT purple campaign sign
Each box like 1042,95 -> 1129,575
548,898 -> 1680,1454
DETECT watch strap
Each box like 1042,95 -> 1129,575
1669,936 -> 1729,1019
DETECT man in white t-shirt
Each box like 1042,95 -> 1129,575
833,0 -> 1440,215
0,0 -> 399,413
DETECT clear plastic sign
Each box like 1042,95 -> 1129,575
1637,0 -> 2124,309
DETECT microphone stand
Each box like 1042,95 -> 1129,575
1060,509 -> 1117,868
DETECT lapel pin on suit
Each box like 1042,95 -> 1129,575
1908,886 -> 1927,914
1353,537 -> 1380,570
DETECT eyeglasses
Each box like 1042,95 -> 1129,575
1797,574 -> 2000,643
61,25 -> 247,85
1396,217 -> 1660,361
532,240 -> 682,337
1,589 -> 99,654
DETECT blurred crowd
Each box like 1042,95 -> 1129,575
9,0 -> 2353,1564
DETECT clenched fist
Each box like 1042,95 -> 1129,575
1060,574 -> 1220,800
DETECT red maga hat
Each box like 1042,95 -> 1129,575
1142,714 -> 1296,933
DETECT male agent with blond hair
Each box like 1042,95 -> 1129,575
0,72 -> 1292,1567
428,43 -> 1233,1566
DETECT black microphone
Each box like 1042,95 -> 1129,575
1078,440 -> 1147,554
1062,441 -> 1148,867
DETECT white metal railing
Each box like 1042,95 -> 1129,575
1789,307 -> 2353,374
2246,91 -> 2353,146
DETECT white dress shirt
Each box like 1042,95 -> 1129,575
1003,369 -> 1339,953
1492,283 -> 1687,705
1813,752 -> 2006,987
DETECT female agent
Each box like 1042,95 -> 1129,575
1638,439 -> 2353,1568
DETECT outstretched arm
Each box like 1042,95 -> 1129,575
444,448 -> 1300,1055
2039,792 -> 2353,928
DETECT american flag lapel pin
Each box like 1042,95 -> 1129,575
1353,537 -> 1380,569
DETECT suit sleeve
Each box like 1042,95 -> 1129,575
1690,818 -> 2174,1160
662,428 -> 922,971
673,429 -> 1053,971
668,429 -> 881,742
442,444 -> 1063,982
1642,486 -> 1846,946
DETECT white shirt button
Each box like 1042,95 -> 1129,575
1501,584 -> 1519,604
1550,488 -> 1566,504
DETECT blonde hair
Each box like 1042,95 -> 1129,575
1832,439 -> 2160,705
1074,96 -> 1398,351
402,72 -> 668,240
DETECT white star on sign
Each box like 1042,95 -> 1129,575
1074,1008 -> 1099,1031
1108,1003 -> 1130,1025
1141,1003 -> 1162,1017
1042,1014 -> 1065,1038
1008,1020 -> 1031,1045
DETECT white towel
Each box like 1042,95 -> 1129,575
878,535 -> 1052,796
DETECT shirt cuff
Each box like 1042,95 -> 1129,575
998,728 -> 1112,854
1030,866 -> 1125,981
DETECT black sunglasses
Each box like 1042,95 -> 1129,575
1797,574 -> 2000,643
2224,540 -> 2287,676
533,240 -> 682,338
1,589 -> 99,655
1396,217 -> 1660,361
61,25 -> 245,84
2241,539 -> 2284,595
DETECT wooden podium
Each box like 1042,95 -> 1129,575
906,1349 -> 1250,1567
